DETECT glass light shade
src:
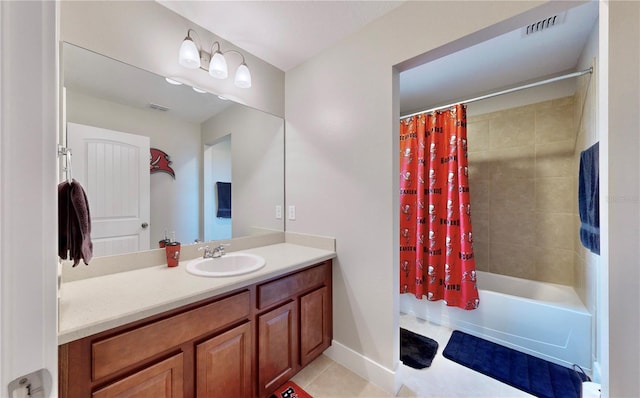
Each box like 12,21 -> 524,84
179,38 -> 201,69
234,63 -> 252,88
165,77 -> 183,85
209,52 -> 228,79
192,87 -> 207,93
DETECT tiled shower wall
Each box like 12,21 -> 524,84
467,96 -> 577,285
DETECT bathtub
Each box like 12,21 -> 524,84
400,271 -> 592,370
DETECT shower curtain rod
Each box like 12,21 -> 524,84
400,67 -> 593,119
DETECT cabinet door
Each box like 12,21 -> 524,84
300,286 -> 331,367
196,322 -> 252,398
258,301 -> 297,397
92,353 -> 183,398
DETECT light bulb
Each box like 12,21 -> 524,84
209,52 -> 228,79
234,63 -> 252,88
179,37 -> 201,69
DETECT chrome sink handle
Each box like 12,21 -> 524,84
198,246 -> 215,259
212,243 -> 230,258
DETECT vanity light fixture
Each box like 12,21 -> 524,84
178,29 -> 252,89
192,87 -> 207,94
165,77 -> 183,85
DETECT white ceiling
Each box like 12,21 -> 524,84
157,0 -> 406,71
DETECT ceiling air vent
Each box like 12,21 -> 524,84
523,12 -> 566,36
149,103 -> 170,112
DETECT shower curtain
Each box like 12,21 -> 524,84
399,104 -> 479,310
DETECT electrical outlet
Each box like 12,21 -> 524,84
275,205 -> 282,219
288,205 -> 296,221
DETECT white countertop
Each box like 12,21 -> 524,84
58,243 -> 336,345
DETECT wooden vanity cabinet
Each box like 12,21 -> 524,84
59,290 -> 253,398
196,322 -> 252,397
256,260 -> 332,398
59,260 -> 332,398
92,353 -> 184,398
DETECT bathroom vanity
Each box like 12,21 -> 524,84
58,240 -> 335,398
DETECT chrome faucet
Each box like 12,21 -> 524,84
198,244 -> 229,259
198,246 -> 215,258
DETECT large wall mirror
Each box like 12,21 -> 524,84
62,42 -> 285,258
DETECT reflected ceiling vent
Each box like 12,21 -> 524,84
149,103 -> 170,112
522,11 -> 566,36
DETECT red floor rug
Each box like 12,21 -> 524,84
270,381 -> 313,398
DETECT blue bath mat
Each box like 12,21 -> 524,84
443,330 -> 587,398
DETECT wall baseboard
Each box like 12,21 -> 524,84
323,340 -> 401,395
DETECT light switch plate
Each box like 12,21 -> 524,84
275,205 -> 282,219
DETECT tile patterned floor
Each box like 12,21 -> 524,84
290,313 -> 533,397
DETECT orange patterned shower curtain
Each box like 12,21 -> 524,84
399,104 -> 479,310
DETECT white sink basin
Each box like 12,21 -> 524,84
185,253 -> 266,277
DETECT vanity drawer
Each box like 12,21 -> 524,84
92,290 -> 251,381
257,262 -> 328,310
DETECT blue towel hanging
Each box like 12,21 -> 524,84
216,181 -> 231,218
578,142 -> 599,255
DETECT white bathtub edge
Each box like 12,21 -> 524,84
400,280 -> 593,372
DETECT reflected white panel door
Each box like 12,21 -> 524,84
67,122 -> 150,256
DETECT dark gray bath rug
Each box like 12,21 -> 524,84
400,327 -> 439,369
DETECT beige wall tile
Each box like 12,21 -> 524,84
489,108 -> 535,149
468,151 -> 492,181
467,119 -> 490,152
536,103 -> 576,143
489,242 -> 535,279
488,147 -> 535,180
534,246 -> 574,284
468,110 -> 501,122
472,238 -> 489,272
534,98 -> 555,111
491,178 -> 535,212
552,96 -> 575,108
535,177 -> 574,213
466,98 -> 579,285
469,180 -> 489,213
470,210 -> 489,241
490,210 -> 535,246
535,143 -> 574,178
535,213 -> 574,250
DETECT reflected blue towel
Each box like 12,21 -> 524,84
578,142 -> 599,255
216,181 -> 231,218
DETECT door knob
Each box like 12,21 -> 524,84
141,222 -> 149,229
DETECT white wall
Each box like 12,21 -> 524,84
202,105 -> 284,237
606,1 -> 640,396
66,90 -> 201,246
285,0 -> 560,392
59,1 -> 284,117
0,1 -> 58,395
